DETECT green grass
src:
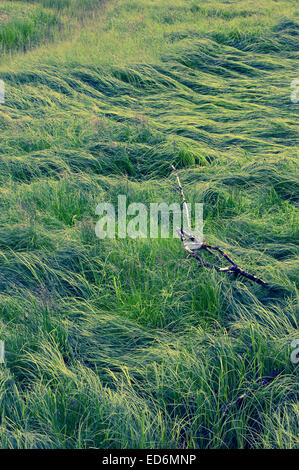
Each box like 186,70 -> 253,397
0,0 -> 298,449
0,1 -> 62,53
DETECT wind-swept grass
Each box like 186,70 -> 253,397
0,0 -> 298,450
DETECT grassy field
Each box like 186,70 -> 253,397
0,0 -> 298,449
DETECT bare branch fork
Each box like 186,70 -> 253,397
221,371 -> 278,418
171,165 -> 268,287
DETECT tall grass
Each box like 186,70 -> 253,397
0,0 -> 104,55
0,0 -> 298,449
0,6 -> 61,53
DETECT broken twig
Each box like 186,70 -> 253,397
221,372 -> 279,418
171,166 -> 268,287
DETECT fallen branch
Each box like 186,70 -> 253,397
221,372 -> 279,418
171,166 -> 268,287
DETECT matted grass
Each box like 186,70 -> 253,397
0,0 -> 298,449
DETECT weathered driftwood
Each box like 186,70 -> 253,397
171,165 -> 268,287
